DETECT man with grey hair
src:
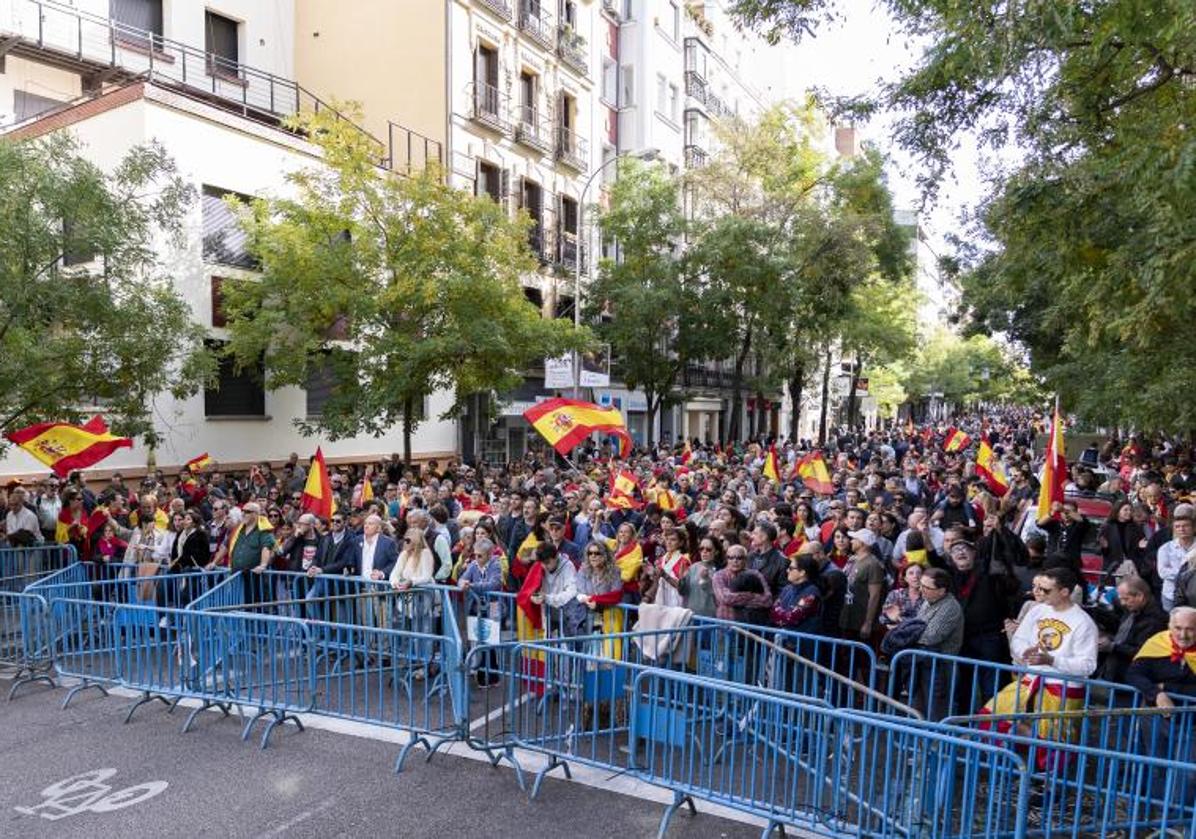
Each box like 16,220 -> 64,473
1156,503 -> 1195,610
234,502 -> 276,603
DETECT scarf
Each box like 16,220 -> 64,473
1135,630 -> 1196,671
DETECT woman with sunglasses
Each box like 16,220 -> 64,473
571,541 -> 624,635
676,537 -> 723,618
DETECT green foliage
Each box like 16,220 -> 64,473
903,329 -> 1042,408
0,134 -> 210,448
221,109 -> 586,457
587,160 -> 714,446
729,0 -> 1196,430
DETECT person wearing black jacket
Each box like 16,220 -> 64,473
1099,501 -> 1147,577
748,522 -> 788,598
935,539 -> 1016,665
1036,500 -> 1090,577
1098,577 -> 1168,684
168,510 -> 211,572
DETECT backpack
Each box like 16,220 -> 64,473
881,618 -> 927,658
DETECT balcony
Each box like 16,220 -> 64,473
476,0 -> 513,21
514,105 -> 555,154
557,26 -> 587,75
684,363 -> 734,390
684,145 -> 708,168
470,81 -> 511,134
555,125 -> 589,172
706,91 -> 731,118
518,1 -> 555,50
527,225 -> 551,265
684,70 -> 707,106
555,233 -> 586,273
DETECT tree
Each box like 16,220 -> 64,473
729,0 -> 1196,431
222,109 -> 587,462
902,329 -> 1042,412
0,134 -> 210,449
586,161 -> 715,448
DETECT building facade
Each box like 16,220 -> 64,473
0,0 -> 452,478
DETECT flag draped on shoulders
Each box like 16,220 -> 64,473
5,415 -> 132,477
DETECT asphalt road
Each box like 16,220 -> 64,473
0,678 -> 758,839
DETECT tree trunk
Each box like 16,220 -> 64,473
753,349 -> 766,440
728,331 -> 752,443
788,361 -> 804,443
402,397 -> 414,466
818,348 -> 831,446
646,389 -> 658,451
847,351 -> 862,431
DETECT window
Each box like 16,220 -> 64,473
622,0 -> 634,20
202,185 -> 258,269
305,353 -> 338,417
474,43 -> 499,114
601,58 -> 617,104
13,90 -> 62,122
204,341 -> 265,417
520,178 -> 544,257
668,83 -> 679,123
560,195 -> 578,236
477,161 -> 503,204
669,1 -> 680,41
204,11 -> 239,75
562,0 -> 577,27
619,65 -> 634,107
656,73 -> 667,113
109,0 -> 163,47
62,217 -> 96,267
520,71 -> 537,125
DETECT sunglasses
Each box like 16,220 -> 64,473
331,518 -> 344,524
586,550 -> 603,557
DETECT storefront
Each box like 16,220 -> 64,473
595,388 -> 650,446
682,398 -> 723,444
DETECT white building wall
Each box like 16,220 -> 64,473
0,87 -> 458,479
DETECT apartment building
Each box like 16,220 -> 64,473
446,0 -> 613,462
0,0 -> 453,477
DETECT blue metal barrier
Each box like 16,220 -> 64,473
0,544 -> 76,590
0,589 -> 53,699
628,666 -> 1030,839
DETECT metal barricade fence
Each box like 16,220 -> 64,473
35,571 -> 227,707
0,544 -> 77,590
0,587 -> 53,699
195,572 -> 467,764
629,666 -> 1030,839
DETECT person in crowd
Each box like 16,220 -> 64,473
1035,500 -> 1090,578
712,546 -> 772,622
1155,504 -> 1195,610
840,529 -> 886,647
906,567 -> 965,720
1173,545 -> 1196,609
231,502 -> 276,604
1098,576 -> 1168,683
881,563 -> 923,627
645,526 -> 691,608
3,487 -> 41,547
676,535 -> 722,618
545,514 -> 581,568
748,521 -> 788,599
167,509 -> 210,573
1100,499 -> 1147,579
770,555 -> 823,635
572,540 -> 625,632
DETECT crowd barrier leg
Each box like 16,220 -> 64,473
655,790 -> 698,839
4,592 -> 55,700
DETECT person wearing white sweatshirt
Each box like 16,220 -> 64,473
1010,567 -> 1099,683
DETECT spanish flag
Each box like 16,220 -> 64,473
1036,399 -> 1067,522
300,446 -> 337,520
360,466 -> 375,503
5,415 -> 132,477
614,540 -> 644,587
1134,630 -> 1196,672
523,397 -> 631,458
680,440 -> 693,465
975,439 -> 1009,496
184,453 -> 213,473
763,444 -> 780,483
606,467 -> 643,509
796,451 -> 833,495
943,427 -> 972,453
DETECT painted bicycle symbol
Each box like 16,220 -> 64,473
14,769 -> 168,821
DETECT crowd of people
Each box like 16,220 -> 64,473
3,413 -> 1196,726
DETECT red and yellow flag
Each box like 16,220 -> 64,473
763,444 -> 780,482
975,439 -> 1009,497
943,427 -> 972,453
607,468 -> 643,510
1036,400 -> 1067,521
360,465 -> 375,503
300,447 -> 337,520
796,451 -> 833,495
680,440 -> 693,465
523,398 -> 631,458
185,453 -> 213,473
5,415 -> 131,477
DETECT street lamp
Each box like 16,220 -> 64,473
572,147 -> 661,398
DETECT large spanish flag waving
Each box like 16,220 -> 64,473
796,451 -> 834,495
975,439 -> 1009,496
300,446 -> 337,520
5,415 -> 132,477
523,398 -> 631,458
1036,400 -> 1067,521
943,427 -> 972,453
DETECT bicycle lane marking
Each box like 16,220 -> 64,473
14,769 -> 168,821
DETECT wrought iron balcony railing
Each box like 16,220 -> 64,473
518,1 -> 554,50
555,125 -> 588,172
470,81 -> 512,134
514,104 -> 555,153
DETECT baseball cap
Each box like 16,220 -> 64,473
847,529 -> 876,547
